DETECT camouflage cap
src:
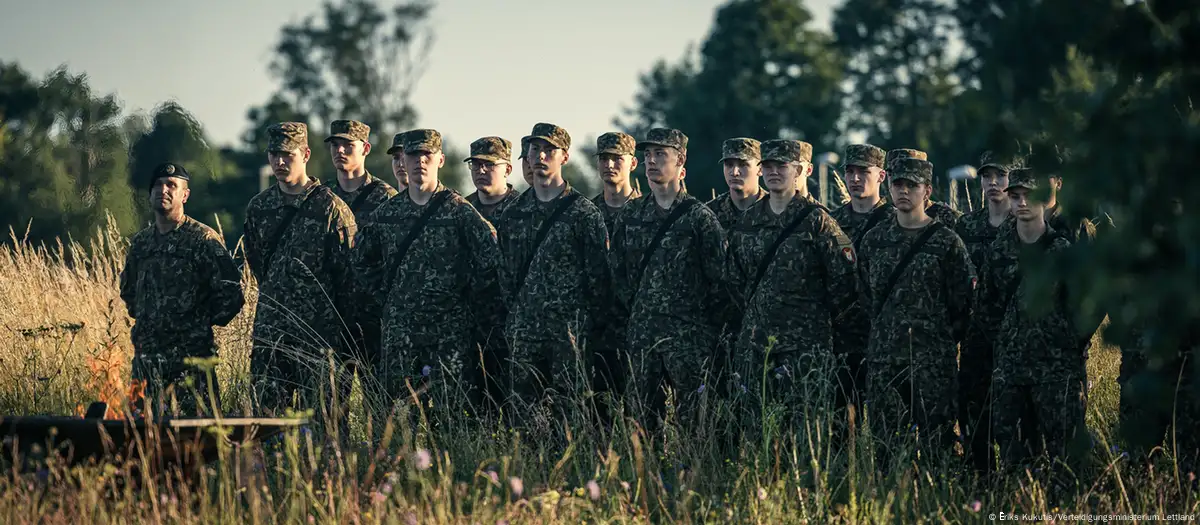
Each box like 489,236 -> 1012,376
978,150 -> 1023,173
1006,167 -> 1039,191
386,131 -> 410,155
518,136 -> 531,159
148,162 -> 190,189
324,119 -> 371,143
842,144 -> 886,169
595,132 -> 637,156
719,137 -> 761,163
403,129 -> 442,154
889,158 -> 934,185
885,148 -> 928,171
266,122 -> 308,152
636,128 -> 688,153
527,123 -> 571,150
761,139 -> 813,164
464,136 -> 512,163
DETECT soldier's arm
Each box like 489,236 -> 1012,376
580,207 -> 614,341
696,208 -> 730,310
350,221 -> 387,331
607,208 -> 633,320
328,203 -> 359,328
241,208 -> 263,283
856,235 -> 874,315
118,240 -> 138,319
816,214 -> 860,322
944,234 -> 977,344
202,233 -> 246,327
461,206 -> 508,350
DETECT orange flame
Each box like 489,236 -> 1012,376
74,339 -> 145,419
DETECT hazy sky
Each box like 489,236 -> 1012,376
0,0 -> 838,154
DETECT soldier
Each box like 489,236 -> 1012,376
495,123 -> 610,423
726,139 -> 858,427
707,138 -> 766,230
955,150 -> 1020,471
242,122 -> 358,415
859,157 -> 975,453
592,131 -> 643,233
609,127 -> 728,426
353,129 -> 507,416
886,148 -> 963,228
829,143 -> 891,406
971,167 -> 1090,467
119,162 -> 245,416
464,136 -> 520,222
386,131 -> 411,192
518,136 -> 534,188
326,120 -> 398,223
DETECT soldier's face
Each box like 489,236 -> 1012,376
643,146 -> 684,184
761,160 -> 798,193
403,150 -> 445,189
597,153 -> 637,184
329,138 -> 370,172
844,165 -> 884,199
528,139 -> 568,181
1007,187 -> 1044,221
889,179 -> 929,212
980,167 -> 1009,202
268,147 -> 311,185
391,153 -> 409,189
149,177 -> 189,214
521,156 -> 533,185
722,158 -> 760,192
470,159 -> 511,192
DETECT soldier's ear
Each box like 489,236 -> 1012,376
629,156 -> 639,171
302,147 -> 312,163
181,187 -> 191,205
562,149 -> 570,165
437,153 -> 445,168
362,142 -> 372,156
504,163 -> 513,176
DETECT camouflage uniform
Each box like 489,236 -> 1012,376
707,138 -> 767,230
609,128 -> 729,420
243,122 -> 358,413
590,132 -> 644,234
464,136 -> 520,222
727,139 -> 859,421
829,144 -> 892,405
954,151 -> 1021,469
972,168 -> 1089,464
859,157 -> 975,450
495,123 -> 611,411
325,120 -> 399,225
885,148 -> 962,228
353,130 -> 506,415
120,164 -> 244,415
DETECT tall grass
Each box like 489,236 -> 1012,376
0,215 -> 1195,524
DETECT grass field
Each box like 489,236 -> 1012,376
0,216 -> 1195,524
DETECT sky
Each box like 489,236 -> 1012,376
0,0 -> 838,155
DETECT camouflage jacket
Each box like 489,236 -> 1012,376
955,206 -> 1011,275
859,218 -> 976,367
119,216 -> 245,354
707,190 -> 766,230
242,180 -> 357,352
970,224 -> 1085,384
330,173 -> 398,227
831,198 -> 894,250
926,201 -> 963,229
591,187 -> 643,235
727,193 -> 858,357
496,182 -> 611,345
610,189 -> 729,354
467,185 -> 520,224
353,184 -> 506,358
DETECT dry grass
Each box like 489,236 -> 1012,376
0,215 -> 1195,524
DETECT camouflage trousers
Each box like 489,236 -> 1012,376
866,360 -> 959,457
249,339 -> 347,418
131,349 -> 222,418
991,371 -> 1088,466
504,336 -> 592,445
958,339 -> 995,473
628,331 -> 720,433
736,349 -> 841,443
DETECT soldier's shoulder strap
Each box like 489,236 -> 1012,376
633,198 -> 699,290
748,203 -> 820,301
386,189 -> 454,289
872,220 -> 946,318
261,186 -> 328,276
349,179 -> 383,214
514,191 -> 582,295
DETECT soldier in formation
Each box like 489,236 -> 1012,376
591,131 -> 643,233
707,138 -> 767,230
119,162 -> 245,416
387,131 -> 410,192
609,128 -> 728,427
725,139 -> 858,429
464,136 -> 520,222
242,122 -> 358,415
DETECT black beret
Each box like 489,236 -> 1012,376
149,162 -> 190,189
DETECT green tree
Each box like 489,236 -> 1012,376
617,0 -> 845,199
